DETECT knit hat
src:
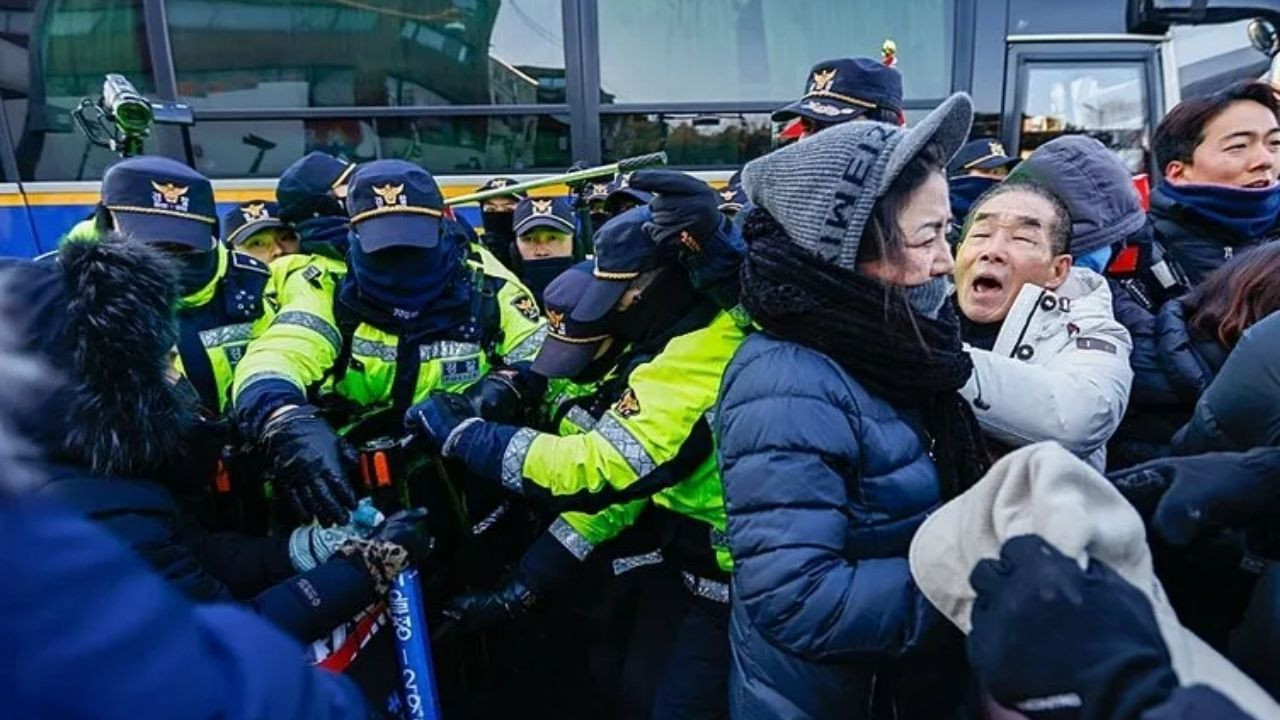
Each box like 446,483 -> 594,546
1010,135 -> 1145,257
743,93 -> 973,272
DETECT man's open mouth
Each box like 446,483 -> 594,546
970,273 -> 1004,297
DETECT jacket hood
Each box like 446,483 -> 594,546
1014,136 -> 1146,256
0,234 -> 189,477
908,442 -> 1280,719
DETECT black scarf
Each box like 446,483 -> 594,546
738,210 -> 988,498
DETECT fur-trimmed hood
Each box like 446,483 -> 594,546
0,234 -> 189,477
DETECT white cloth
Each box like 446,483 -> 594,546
962,267 -> 1133,471
908,442 -> 1280,719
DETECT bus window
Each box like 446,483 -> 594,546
596,0 -> 954,104
1017,62 -> 1150,173
165,0 -> 566,108
188,113 -> 571,179
601,113 -> 772,168
2,0 -> 156,181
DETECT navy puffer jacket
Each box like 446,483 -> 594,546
1109,298 -> 1226,469
716,333 -> 964,720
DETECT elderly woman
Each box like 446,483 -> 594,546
715,94 -> 986,719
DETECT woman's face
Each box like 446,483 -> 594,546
858,171 -> 955,287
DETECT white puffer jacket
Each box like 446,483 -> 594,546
961,267 -> 1133,470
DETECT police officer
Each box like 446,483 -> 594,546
406,172 -> 751,717
474,176 -> 527,269
510,195 -> 578,305
221,200 -> 300,265
275,151 -> 355,260
603,173 -> 654,218
232,160 -> 547,526
95,157 -> 276,418
717,170 -> 746,223
947,138 -> 1020,235
772,56 -> 904,140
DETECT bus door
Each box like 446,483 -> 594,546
1002,40 -> 1168,178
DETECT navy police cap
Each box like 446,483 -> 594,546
772,57 -> 904,125
346,160 -> 446,252
221,200 -> 285,247
100,156 -> 218,251
514,196 -> 576,237
276,152 -> 354,223
572,206 -> 662,323
948,138 -> 1020,176
532,260 -> 614,379
603,173 -> 654,215
475,177 -> 528,200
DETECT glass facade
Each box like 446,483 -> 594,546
1,0 -> 961,181
2,0 -> 156,181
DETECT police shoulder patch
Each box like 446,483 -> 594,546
614,387 -> 641,418
511,293 -> 540,321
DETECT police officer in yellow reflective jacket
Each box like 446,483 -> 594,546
232,160 -> 546,526
92,157 -> 275,417
407,171 -> 750,717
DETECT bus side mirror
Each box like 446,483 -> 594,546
1249,18 -> 1280,56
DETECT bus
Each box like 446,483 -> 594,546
1,0 -> 1277,257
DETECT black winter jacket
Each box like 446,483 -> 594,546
1149,186 -> 1275,287
1109,299 -> 1227,469
1176,309 -> 1280,454
37,464 -> 379,643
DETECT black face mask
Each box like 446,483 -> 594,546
573,339 -> 624,384
176,248 -> 220,297
519,255 -> 577,305
610,267 -> 700,345
482,211 -> 516,247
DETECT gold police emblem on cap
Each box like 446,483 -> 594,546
151,181 -> 189,206
491,178 -> 510,188
547,309 -> 566,335
531,198 -> 554,215
719,189 -> 736,202
810,68 -> 837,93
591,182 -> 610,196
372,183 -> 406,207
989,141 -> 1006,157
240,202 -> 268,222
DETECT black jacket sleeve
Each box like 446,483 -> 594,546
177,512 -> 295,599
245,555 -> 379,643
1174,311 -> 1280,454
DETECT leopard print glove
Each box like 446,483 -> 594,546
337,537 -> 410,595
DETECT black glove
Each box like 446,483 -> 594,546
403,391 -> 478,454
370,507 -> 434,564
439,574 -> 538,635
461,365 -> 547,425
969,535 -> 1178,720
261,405 -> 358,527
1152,447 -> 1280,547
628,169 -> 721,252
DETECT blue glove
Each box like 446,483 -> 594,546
628,169 -> 720,251
629,170 -> 747,308
404,391 -> 479,455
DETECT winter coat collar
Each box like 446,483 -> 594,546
990,267 -> 1111,358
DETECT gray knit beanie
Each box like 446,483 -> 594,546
743,93 -> 973,268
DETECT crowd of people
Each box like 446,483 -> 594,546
4,48 -> 1280,720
